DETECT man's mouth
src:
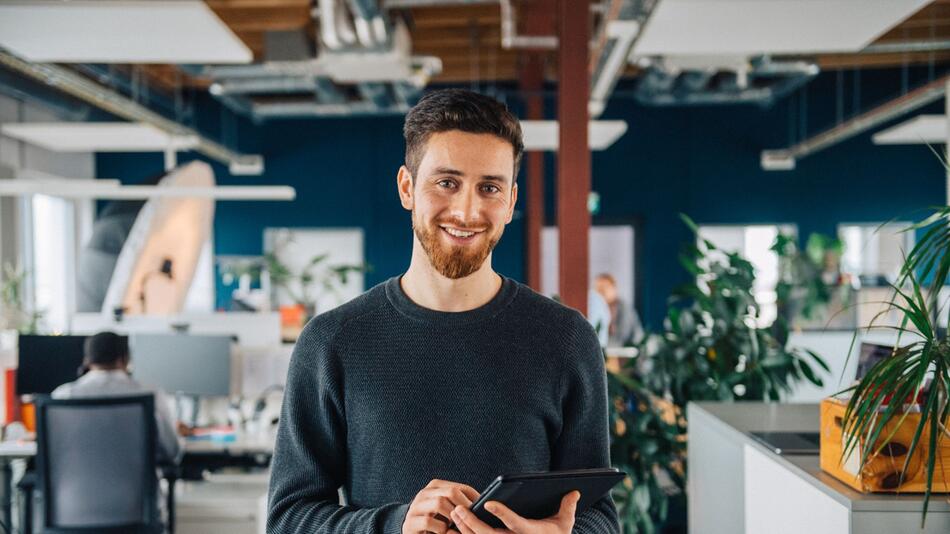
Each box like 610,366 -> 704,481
440,225 -> 484,240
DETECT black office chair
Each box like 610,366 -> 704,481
33,394 -> 163,534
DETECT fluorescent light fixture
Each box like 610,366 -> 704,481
872,114 -> 947,145
1,122 -> 198,152
0,181 -> 296,201
634,0 -> 928,56
520,121 -> 628,151
0,1 -> 252,64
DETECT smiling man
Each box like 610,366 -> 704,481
267,89 -> 619,534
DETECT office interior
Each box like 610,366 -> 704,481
0,0 -> 949,533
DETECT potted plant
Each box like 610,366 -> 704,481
0,262 -> 41,334
608,215 -> 829,532
835,208 -> 950,526
263,248 -> 368,320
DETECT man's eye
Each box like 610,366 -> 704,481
481,184 -> 500,194
437,180 -> 456,188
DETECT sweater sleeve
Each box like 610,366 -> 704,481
266,322 -> 409,534
552,317 -> 621,534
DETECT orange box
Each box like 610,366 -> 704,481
820,397 -> 950,493
20,402 -> 34,433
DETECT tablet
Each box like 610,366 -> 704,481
466,468 -> 626,529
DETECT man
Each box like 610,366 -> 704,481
267,89 -> 619,534
594,273 -> 643,347
52,331 -> 182,464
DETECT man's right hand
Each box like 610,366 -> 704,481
403,479 -> 481,534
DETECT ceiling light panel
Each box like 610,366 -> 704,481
634,0 -> 928,56
1,123 -> 197,152
521,121 -> 629,151
0,1 -> 252,64
872,115 -> 947,145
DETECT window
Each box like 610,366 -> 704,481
839,223 -> 913,286
839,223 -> 915,329
540,225 -> 636,306
30,194 -> 75,332
698,224 -> 796,327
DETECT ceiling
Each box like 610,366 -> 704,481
121,0 -> 950,92
2,0 -> 949,113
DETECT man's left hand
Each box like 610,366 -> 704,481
449,490 -> 580,534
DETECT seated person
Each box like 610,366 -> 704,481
52,331 -> 182,465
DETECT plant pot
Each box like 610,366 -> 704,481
820,397 -> 950,493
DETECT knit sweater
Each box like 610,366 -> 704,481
267,275 -> 619,534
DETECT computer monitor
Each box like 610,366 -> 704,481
16,335 -> 88,395
129,333 -> 232,396
856,342 -> 894,381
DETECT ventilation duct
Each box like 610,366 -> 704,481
631,55 -> 819,107
204,0 -> 441,120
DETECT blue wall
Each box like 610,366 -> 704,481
97,68 -> 947,325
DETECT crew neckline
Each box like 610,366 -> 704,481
384,274 -> 519,325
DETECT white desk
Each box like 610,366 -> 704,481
688,402 -> 950,534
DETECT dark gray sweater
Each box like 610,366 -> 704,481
267,276 -> 619,533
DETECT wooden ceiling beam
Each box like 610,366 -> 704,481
816,51 -> 950,69
206,0 -> 309,7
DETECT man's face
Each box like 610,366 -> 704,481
398,130 -> 518,279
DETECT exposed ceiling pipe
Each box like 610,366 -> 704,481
210,76 -> 318,96
499,0 -> 557,50
761,74 -> 950,171
0,50 -> 263,175
319,0 -> 344,50
335,2 -> 359,46
252,101 -> 408,118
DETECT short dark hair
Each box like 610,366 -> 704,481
403,89 -> 524,181
83,332 -> 129,366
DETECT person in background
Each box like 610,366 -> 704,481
588,290 -> 611,347
594,273 -> 644,347
52,331 -> 182,464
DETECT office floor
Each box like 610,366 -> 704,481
175,472 -> 268,534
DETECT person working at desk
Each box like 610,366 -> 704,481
52,331 -> 182,464
267,89 -> 619,534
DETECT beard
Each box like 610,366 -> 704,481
413,212 -> 503,279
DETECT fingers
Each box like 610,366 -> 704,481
451,505 -> 505,534
484,501 -> 528,532
414,494 -> 459,522
558,491 -> 581,521
404,514 -> 449,534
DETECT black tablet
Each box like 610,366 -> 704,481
466,468 -> 626,529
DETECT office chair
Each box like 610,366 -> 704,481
33,394 -> 163,534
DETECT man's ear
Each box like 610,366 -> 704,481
397,165 -> 414,211
506,182 -> 519,224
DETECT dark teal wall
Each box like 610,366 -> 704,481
584,69 -> 946,326
97,68 -> 947,324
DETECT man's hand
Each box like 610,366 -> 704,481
449,491 -> 580,534
403,479 -> 481,534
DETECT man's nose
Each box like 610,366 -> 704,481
448,185 -> 480,223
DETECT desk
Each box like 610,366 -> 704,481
0,436 -> 274,533
688,402 -> 950,534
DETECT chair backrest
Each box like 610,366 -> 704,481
35,394 -> 158,532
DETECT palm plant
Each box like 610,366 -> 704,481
841,208 -> 950,526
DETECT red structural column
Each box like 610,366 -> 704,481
522,55 -> 544,292
557,0 -> 590,315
